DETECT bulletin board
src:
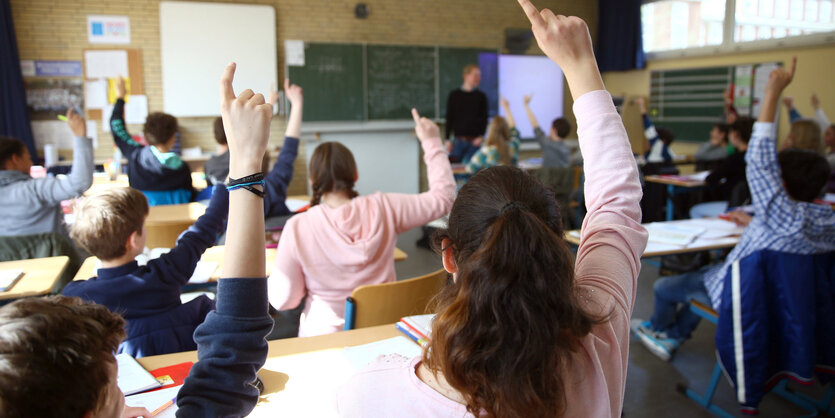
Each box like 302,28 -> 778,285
82,48 -> 145,121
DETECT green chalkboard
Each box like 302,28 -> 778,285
287,43 -> 364,121
649,66 -> 733,142
438,47 -> 498,119
366,45 -> 436,120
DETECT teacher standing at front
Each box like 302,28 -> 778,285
445,64 -> 488,163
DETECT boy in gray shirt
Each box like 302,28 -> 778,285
523,95 -> 572,168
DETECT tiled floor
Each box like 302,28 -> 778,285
272,227 -> 830,417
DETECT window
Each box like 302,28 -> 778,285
641,0 -> 835,56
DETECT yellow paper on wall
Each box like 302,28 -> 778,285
107,77 -> 130,104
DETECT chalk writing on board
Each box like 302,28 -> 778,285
367,46 -> 436,119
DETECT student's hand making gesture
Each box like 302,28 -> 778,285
760,57 -> 796,123
65,108 -> 87,138
634,97 -> 648,115
412,108 -> 441,145
782,96 -> 794,110
517,0 -> 604,100
811,93 -> 821,110
220,62 -> 272,175
523,94 -> 533,106
284,78 -> 304,138
115,76 -> 127,100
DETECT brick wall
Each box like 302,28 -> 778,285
11,0 -> 598,194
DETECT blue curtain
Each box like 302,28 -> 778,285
0,0 -> 35,158
597,0 -> 646,72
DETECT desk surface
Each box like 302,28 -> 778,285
564,218 -> 741,258
146,202 -> 207,226
0,256 -> 69,300
645,174 -> 705,188
87,173 -> 207,195
137,324 -> 403,415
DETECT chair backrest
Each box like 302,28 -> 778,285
140,188 -> 192,206
346,269 -> 448,330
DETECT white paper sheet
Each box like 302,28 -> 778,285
285,40 -> 305,66
124,95 -> 149,125
285,199 -> 309,213
31,120 -> 75,150
86,121 -> 98,149
84,50 -> 129,79
188,261 -> 218,284
84,79 -> 108,109
342,336 -> 422,371
124,385 -> 180,417
116,353 -> 161,395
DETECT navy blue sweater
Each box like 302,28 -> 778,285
176,278 -> 273,417
111,99 -> 193,193
62,184 -> 229,354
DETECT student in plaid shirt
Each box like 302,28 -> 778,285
632,58 -> 835,361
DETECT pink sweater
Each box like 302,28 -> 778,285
268,136 -> 456,337
335,90 -> 648,417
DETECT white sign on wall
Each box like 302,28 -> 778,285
87,15 -> 131,44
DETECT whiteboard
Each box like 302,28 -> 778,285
498,55 -> 564,139
159,1 -> 277,117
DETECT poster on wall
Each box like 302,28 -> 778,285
24,78 -> 84,121
87,15 -> 131,44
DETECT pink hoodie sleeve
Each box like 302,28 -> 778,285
268,217 -> 307,310
381,136 -> 456,234
574,90 -> 648,313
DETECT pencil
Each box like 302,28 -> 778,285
151,398 -> 176,416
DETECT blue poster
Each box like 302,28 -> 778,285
34,61 -> 83,77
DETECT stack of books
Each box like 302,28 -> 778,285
395,314 -> 434,347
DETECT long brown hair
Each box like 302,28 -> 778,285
485,116 -> 511,165
426,166 -> 600,417
788,120 -> 824,154
308,142 -> 359,206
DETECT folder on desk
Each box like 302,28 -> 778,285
0,269 -> 24,292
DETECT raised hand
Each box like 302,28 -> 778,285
782,96 -> 794,109
268,82 -> 279,106
115,76 -> 127,99
523,94 -> 533,106
219,62 -> 273,172
284,78 -> 303,105
65,108 -> 87,138
500,95 -> 510,109
516,0 -> 603,99
811,93 -> 820,110
765,57 -> 796,97
411,108 -> 441,142
634,97 -> 648,115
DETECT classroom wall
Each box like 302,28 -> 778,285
11,0 -> 598,195
603,43 -> 835,156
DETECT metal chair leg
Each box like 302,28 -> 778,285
678,362 -> 734,418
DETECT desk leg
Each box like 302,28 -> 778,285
667,184 -> 674,221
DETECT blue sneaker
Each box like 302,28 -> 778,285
630,318 -> 679,361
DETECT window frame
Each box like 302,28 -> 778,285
642,0 -> 835,60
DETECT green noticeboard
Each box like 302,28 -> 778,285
649,66 -> 733,142
287,43 -> 364,122
366,45 -> 436,120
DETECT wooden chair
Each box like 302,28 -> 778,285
344,269 -> 448,330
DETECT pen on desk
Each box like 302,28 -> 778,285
151,397 -> 176,416
57,115 -> 68,122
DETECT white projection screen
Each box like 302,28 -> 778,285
159,1 -> 277,117
498,55 -> 564,139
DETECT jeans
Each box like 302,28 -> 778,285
449,137 -> 480,164
649,265 -> 713,341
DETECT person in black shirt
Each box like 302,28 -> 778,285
445,64 -> 488,163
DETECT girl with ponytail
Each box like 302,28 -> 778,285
337,2 -> 648,417
268,109 -> 456,337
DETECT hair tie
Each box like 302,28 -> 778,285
500,201 -> 528,215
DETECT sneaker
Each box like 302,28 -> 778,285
631,319 -> 679,361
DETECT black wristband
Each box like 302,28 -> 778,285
227,172 -> 265,187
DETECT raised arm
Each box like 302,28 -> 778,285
811,94 -> 831,130
523,95 -> 540,129
747,58 -> 797,221
176,63 -> 273,417
386,109 -> 456,233
500,95 -> 516,129
110,76 -> 141,158
518,0 -> 647,308
263,79 -> 303,217
30,109 -> 93,203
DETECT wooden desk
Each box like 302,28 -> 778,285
145,203 -> 207,248
645,175 -> 706,221
87,174 -> 208,196
564,218 -> 740,258
73,246 -> 277,282
0,256 -> 69,300
137,324 -> 403,416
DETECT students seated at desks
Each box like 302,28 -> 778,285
465,96 -> 520,174
694,123 -> 733,163
636,96 -> 675,165
268,110 -> 455,337
205,79 -> 303,217
0,63 -> 274,418
61,179 -> 229,357
0,110 -> 93,237
338,5 -> 648,416
110,76 -> 193,205
523,94 -> 572,168
689,116 -> 756,219
632,58 -> 835,362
